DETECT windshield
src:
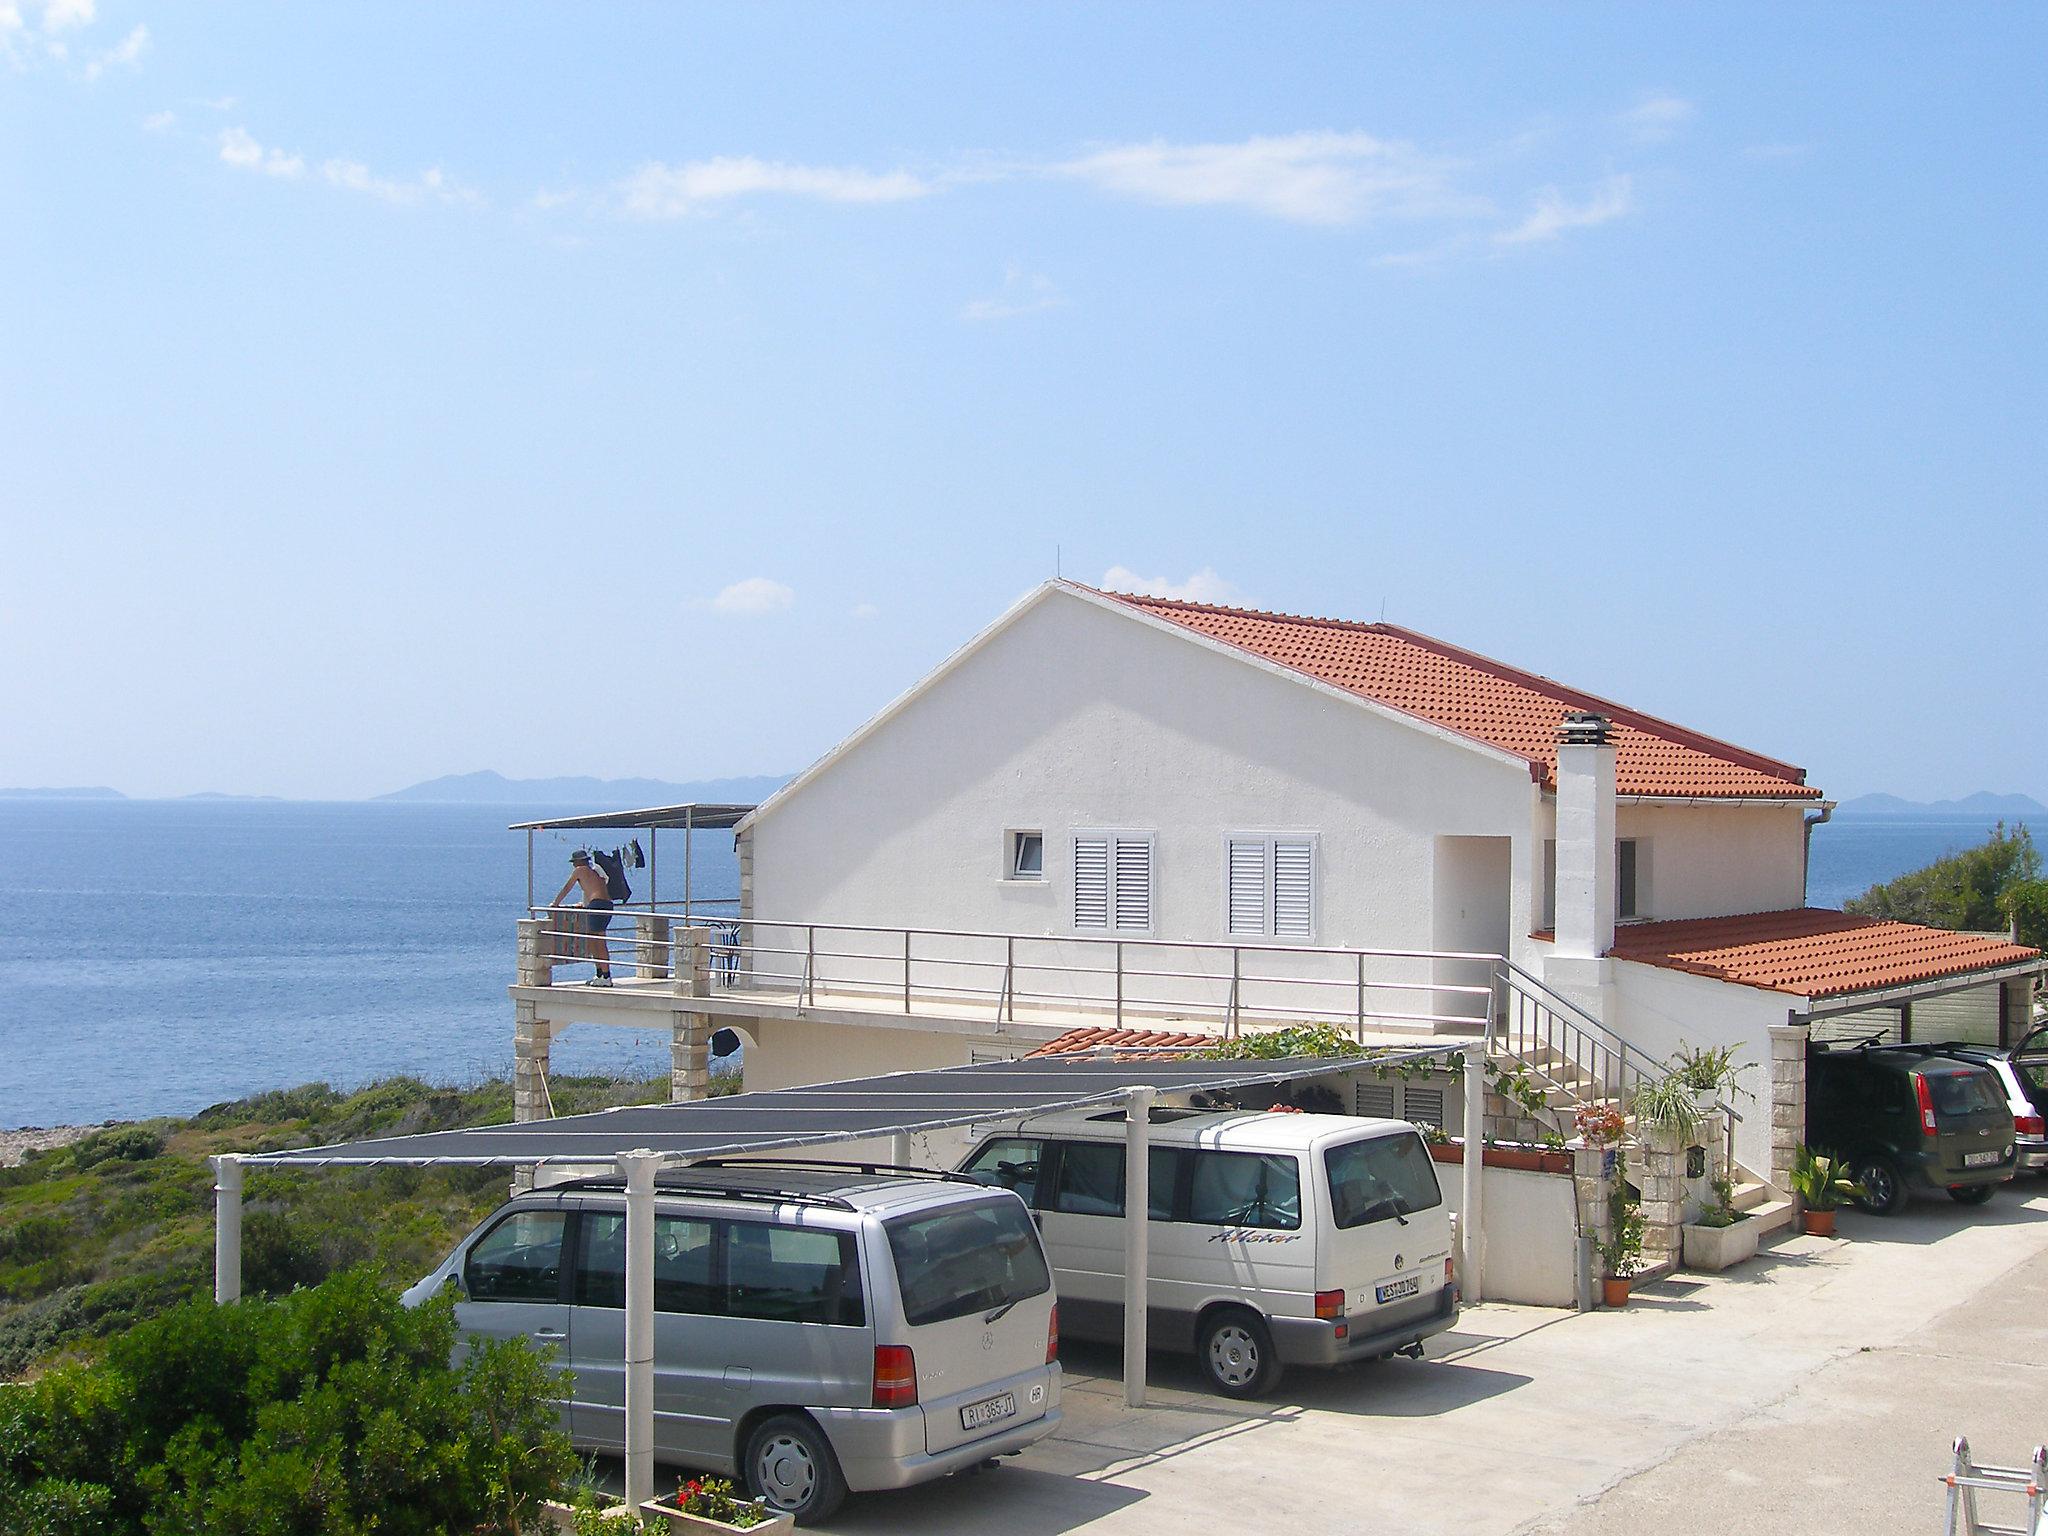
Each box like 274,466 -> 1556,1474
1324,1133 -> 1443,1230
885,1196 -> 1051,1327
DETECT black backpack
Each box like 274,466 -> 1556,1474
592,848 -> 632,904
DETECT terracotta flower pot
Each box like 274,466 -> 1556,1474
1802,1208 -> 1837,1238
1601,1276 -> 1631,1308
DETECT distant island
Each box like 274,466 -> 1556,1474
1835,791 -> 2045,818
374,769 -> 792,806
0,786 -> 125,799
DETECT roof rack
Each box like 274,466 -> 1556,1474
550,1175 -> 859,1212
687,1157 -> 982,1186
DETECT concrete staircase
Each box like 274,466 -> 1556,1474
1729,1170 -> 1797,1239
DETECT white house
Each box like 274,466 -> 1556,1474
512,581 -> 2041,1192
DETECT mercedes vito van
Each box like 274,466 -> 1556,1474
958,1109 -> 1456,1398
404,1162 -> 1062,1523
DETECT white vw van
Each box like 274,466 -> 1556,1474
959,1108 -> 1456,1397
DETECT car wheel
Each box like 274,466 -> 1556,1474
745,1413 -> 848,1526
1949,1184 -> 1996,1206
1853,1155 -> 1905,1215
1197,1308 -> 1283,1399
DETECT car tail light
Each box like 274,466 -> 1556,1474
872,1345 -> 918,1409
2017,1115 -> 2044,1137
1445,1256 -> 1456,1287
1314,1288 -> 1345,1321
1046,1304 -> 1059,1363
1913,1073 -> 1939,1136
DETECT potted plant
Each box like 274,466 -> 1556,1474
1681,1178 -> 1758,1272
1669,1043 -> 1753,1116
1789,1145 -> 1858,1236
1629,1073 -> 1703,1143
536,1496 -> 658,1535
644,1476 -> 792,1534
1596,1152 -> 1645,1306
1573,1101 -> 1626,1149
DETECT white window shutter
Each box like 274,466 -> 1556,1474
1272,839 -> 1315,938
1073,837 -> 1110,930
1227,839 -> 1269,936
1113,838 -> 1152,932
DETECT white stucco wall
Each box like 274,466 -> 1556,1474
1607,960 -> 1795,1172
746,586 -> 1537,1025
1441,1162 -> 1579,1308
1612,802 -> 1810,920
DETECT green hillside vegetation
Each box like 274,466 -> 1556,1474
0,1073 -> 686,1381
1845,822 -> 2047,950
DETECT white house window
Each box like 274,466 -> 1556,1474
1617,838 -> 1643,921
1006,830 -> 1044,881
1225,835 -> 1317,940
1073,832 -> 1153,933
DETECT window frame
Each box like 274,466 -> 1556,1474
1004,828 -> 1046,883
1071,829 -> 1156,935
1223,832 -> 1320,941
463,1207 -> 571,1305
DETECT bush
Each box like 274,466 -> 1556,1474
1846,823 -> 2041,931
0,1270 -> 575,1535
68,1129 -> 165,1170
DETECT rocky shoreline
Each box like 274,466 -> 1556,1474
0,1124 -> 106,1168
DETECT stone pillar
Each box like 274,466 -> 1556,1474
676,924 -> 712,997
671,1011 -> 711,1103
1571,1138 -> 1616,1307
635,914 -> 671,982
1637,1125 -> 1688,1269
736,829 -> 754,924
514,998 -> 553,1124
1768,1022 -> 1810,1193
516,916 -> 554,988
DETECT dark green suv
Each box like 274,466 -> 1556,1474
1806,1041 -> 2016,1213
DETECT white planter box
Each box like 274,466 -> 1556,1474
1682,1217 -> 1758,1272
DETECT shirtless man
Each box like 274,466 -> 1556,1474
549,849 -> 615,986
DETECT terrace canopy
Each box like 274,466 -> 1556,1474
509,802 -> 757,913
215,1049 -> 1481,1506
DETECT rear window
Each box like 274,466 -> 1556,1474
885,1196 -> 1051,1327
1324,1133 -> 1443,1230
1923,1068 -> 2007,1118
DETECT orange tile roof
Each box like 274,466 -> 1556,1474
1026,1026 -> 1221,1058
1604,909 -> 2042,999
1094,588 -> 1819,801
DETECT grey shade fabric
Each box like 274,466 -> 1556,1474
240,1051 -> 1460,1168
507,804 -> 755,832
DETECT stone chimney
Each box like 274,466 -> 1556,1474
1552,711 -> 1617,961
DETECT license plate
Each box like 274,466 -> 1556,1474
1963,1150 -> 2002,1168
1375,1276 -> 1422,1305
960,1392 -> 1017,1431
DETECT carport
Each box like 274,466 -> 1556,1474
216,1048 -> 1483,1508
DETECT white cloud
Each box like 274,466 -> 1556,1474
961,266 -> 1065,322
1054,131 -> 1484,227
712,577 -> 795,616
1099,566 -> 1239,605
219,125 -> 303,180
1495,174 -> 1632,246
39,0 -> 91,32
323,157 -> 481,207
849,602 -> 881,620
79,19 -> 142,78
619,156 -> 932,218
1618,95 -> 1696,143
141,108 -> 174,132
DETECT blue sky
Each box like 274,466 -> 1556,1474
2,4 -> 2042,801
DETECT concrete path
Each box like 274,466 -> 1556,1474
809,1184 -> 2048,1536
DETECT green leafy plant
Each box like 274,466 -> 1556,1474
1629,1074 -> 1703,1139
1789,1145 -> 1859,1212
673,1475 -> 772,1528
1668,1044 -> 1753,1099
1417,1122 -> 1451,1146
572,1495 -> 657,1535
1693,1176 -> 1746,1229
1201,1026 -> 1368,1060
1573,1101 -> 1626,1147
1597,1149 -> 1645,1279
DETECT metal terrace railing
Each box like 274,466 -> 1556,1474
524,904 -> 1504,1039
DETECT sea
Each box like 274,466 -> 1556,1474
0,801 -> 2031,1129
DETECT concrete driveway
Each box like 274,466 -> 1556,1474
806,1183 -> 2048,1536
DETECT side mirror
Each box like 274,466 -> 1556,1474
444,1271 -> 468,1299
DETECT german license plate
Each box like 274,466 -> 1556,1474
960,1392 -> 1016,1431
1964,1150 -> 2002,1168
1376,1276 -> 1422,1305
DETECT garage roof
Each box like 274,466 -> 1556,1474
240,1053 -> 1448,1168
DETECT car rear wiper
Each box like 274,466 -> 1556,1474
984,1297 -> 1021,1324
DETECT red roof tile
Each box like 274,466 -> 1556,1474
1026,1026 -> 1221,1058
1604,909 -> 2042,998
1094,588 -> 1818,801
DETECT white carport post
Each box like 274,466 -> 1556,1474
618,1149 -> 661,1510
212,1154 -> 244,1304
1122,1085 -> 1154,1409
1461,1046 -> 1486,1303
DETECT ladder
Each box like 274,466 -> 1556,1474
1943,1437 -> 2047,1536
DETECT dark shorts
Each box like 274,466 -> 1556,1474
583,899 -> 615,936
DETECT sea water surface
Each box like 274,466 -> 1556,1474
0,801 -> 2029,1128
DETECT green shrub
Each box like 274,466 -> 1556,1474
68,1129 -> 165,1171
0,1270 -> 575,1535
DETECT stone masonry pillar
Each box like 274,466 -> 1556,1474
514,917 -> 556,1126
1768,1021 -> 1811,1193
672,1012 -> 711,1103
636,914 -> 672,983
1638,1125 -> 1688,1270
1571,1138 -> 1616,1307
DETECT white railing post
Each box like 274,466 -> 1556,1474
1355,951 -> 1366,1040
805,926 -> 815,1006
1123,1085 -> 1154,1408
618,1149 -> 660,1511
1229,947 -> 1240,1037
903,930 -> 912,1013
213,1154 -> 243,1304
1005,935 -> 1016,1024
1115,942 -> 1124,1026
1462,1042 -> 1486,1303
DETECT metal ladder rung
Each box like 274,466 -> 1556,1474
1943,1437 -> 2047,1536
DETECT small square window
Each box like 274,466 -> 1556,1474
1007,830 -> 1044,881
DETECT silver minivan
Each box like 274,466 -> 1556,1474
404,1162 -> 1063,1523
